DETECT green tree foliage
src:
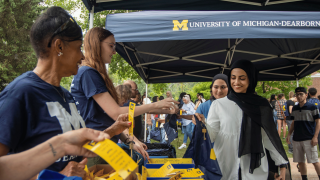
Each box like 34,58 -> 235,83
60,76 -> 73,91
109,54 -> 142,81
255,75 -> 312,100
44,0 -> 82,15
189,82 -> 212,101
0,0 -> 44,91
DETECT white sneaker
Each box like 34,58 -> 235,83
178,144 -> 187,149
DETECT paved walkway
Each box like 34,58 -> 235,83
289,158 -> 319,180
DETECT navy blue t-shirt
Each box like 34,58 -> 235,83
71,66 -> 119,142
308,98 -> 320,110
0,71 -> 85,172
291,102 -> 320,141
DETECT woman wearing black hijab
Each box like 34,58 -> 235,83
206,60 -> 289,180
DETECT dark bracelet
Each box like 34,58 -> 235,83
279,164 -> 287,169
125,140 -> 135,146
124,138 -> 130,144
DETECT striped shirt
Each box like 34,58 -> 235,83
291,102 -> 320,141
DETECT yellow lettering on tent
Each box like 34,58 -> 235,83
173,20 -> 189,31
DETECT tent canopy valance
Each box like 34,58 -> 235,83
105,11 -> 320,83
82,0 -> 320,13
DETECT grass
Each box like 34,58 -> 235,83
151,126 -> 320,158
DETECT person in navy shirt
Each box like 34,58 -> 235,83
0,6 -> 92,178
307,88 -> 320,151
70,27 -> 179,167
287,87 -> 320,180
308,87 -> 320,110
123,80 -> 143,140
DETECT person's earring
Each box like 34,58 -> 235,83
58,52 -> 63,56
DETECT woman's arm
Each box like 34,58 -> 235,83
206,101 -> 220,143
93,92 -> 178,121
262,128 -> 288,165
289,105 -> 293,114
194,101 -> 201,110
119,130 -> 150,160
0,128 -> 110,180
262,128 -> 288,180
148,108 -> 176,115
177,115 -> 193,120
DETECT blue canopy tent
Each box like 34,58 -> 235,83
103,10 -> 320,142
105,11 -> 320,83
82,0 -> 320,13
83,0 -> 320,32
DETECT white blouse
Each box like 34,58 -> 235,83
206,97 -> 288,180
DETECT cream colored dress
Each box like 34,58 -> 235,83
206,97 -> 288,180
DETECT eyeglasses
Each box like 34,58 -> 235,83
47,16 -> 78,47
296,93 -> 305,97
104,42 -> 116,52
183,95 -> 188,98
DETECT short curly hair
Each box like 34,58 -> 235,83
115,85 -> 132,103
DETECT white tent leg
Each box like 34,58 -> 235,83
89,6 -> 94,29
296,78 -> 299,87
105,64 -> 108,73
144,83 -> 148,142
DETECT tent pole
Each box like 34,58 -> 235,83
105,64 -> 108,73
144,83 -> 148,142
89,5 -> 94,29
296,78 -> 299,87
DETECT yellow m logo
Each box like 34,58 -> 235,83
172,20 -> 188,31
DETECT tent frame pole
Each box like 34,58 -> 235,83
296,78 -> 299,87
89,5 -> 94,29
144,83 -> 148,142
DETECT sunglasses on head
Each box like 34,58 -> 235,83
47,16 -> 79,47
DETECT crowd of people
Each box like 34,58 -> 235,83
1,6 -> 320,180
269,88 -> 320,180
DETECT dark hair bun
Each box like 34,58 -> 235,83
30,6 -> 82,58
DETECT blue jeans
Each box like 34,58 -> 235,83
273,109 -> 278,129
147,125 -> 152,143
183,123 -> 195,144
178,119 -> 184,134
160,127 -> 167,143
286,120 -> 293,151
152,119 -> 156,131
